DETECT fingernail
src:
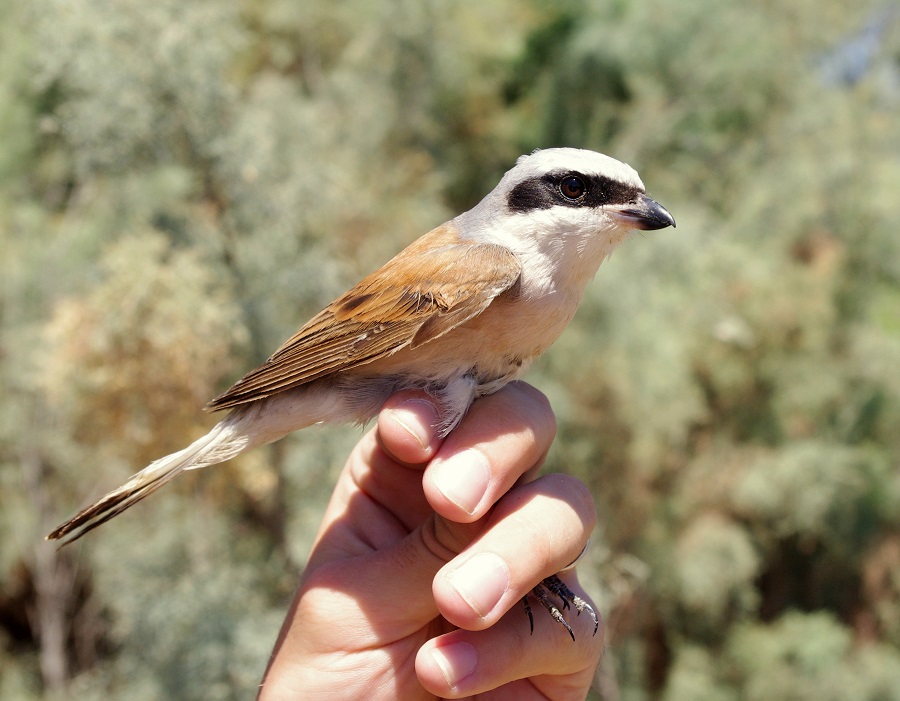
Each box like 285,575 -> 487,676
387,399 -> 437,450
448,552 -> 510,618
432,448 -> 490,514
430,641 -> 478,689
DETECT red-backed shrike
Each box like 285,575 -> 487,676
49,147 -> 674,635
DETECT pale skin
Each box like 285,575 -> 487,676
258,382 -> 603,700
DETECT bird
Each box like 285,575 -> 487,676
47,147 -> 675,637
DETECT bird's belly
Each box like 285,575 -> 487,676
368,290 -> 574,386
335,288 -> 579,429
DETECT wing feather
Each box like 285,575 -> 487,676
206,224 -> 521,411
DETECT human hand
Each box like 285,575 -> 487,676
259,382 -> 602,700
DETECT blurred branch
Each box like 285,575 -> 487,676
19,441 -> 75,695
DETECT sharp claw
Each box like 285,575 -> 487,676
574,595 -> 600,636
528,581 -> 575,640
521,574 -> 599,640
522,595 -> 534,634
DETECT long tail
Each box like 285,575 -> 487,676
46,415 -> 253,546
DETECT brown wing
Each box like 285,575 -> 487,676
205,223 -> 522,411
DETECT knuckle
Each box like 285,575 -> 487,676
544,473 -> 597,531
420,514 -> 473,563
508,382 -> 557,436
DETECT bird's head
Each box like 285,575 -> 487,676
458,147 -> 674,256
454,147 -> 675,295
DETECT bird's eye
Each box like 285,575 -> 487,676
559,175 -> 586,201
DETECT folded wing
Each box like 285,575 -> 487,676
206,223 -> 522,411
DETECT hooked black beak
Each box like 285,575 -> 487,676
613,194 -> 676,230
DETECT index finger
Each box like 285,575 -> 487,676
423,382 -> 557,524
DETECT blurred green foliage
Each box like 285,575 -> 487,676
1,0 -> 898,698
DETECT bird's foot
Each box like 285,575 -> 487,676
522,574 -> 599,641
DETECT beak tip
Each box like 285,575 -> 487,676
639,196 -> 675,231
611,196 -> 676,231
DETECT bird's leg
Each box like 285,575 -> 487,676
523,574 -> 599,641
